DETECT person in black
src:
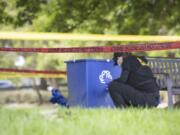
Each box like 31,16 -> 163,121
108,52 -> 160,108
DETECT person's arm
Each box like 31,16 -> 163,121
114,57 -> 131,83
114,69 -> 130,83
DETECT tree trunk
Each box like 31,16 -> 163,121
32,78 -> 43,105
39,78 -> 48,90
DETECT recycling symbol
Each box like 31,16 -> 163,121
99,70 -> 113,84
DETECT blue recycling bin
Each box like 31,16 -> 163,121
65,59 -> 121,108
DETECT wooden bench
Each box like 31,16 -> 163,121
147,57 -> 180,107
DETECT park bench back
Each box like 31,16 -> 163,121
147,57 -> 180,106
147,57 -> 180,89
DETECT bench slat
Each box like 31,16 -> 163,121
147,57 -> 180,89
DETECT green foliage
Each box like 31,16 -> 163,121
33,0 -> 102,32
15,0 -> 47,26
32,0 -> 180,35
0,0 -> 14,24
1,0 -> 180,34
0,0 -> 180,71
0,52 -> 17,67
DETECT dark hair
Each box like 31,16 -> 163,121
113,52 -> 131,65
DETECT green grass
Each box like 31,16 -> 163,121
0,106 -> 180,135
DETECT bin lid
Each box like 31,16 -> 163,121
65,59 -> 113,63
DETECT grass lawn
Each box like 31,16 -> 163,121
0,106 -> 180,135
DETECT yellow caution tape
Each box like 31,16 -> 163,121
0,31 -> 180,42
0,72 -> 66,78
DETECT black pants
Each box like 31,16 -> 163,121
108,81 -> 159,108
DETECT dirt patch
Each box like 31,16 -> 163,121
0,89 -> 51,104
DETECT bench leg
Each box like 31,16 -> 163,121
167,76 -> 173,107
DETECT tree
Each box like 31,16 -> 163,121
1,0 -> 180,73
14,0 -> 47,26
0,0 -> 13,24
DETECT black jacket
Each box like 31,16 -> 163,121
115,55 -> 159,94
